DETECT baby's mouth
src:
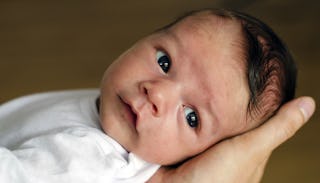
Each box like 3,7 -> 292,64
119,96 -> 137,127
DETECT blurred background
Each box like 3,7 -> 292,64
0,0 -> 319,182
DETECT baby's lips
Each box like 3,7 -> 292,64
119,95 -> 138,127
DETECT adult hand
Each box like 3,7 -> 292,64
148,96 -> 315,183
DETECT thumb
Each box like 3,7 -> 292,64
246,96 -> 316,152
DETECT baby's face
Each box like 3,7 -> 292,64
100,14 -> 251,165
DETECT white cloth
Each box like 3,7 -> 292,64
0,89 -> 160,183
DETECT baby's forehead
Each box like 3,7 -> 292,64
166,13 -> 246,63
155,13 -> 245,56
169,12 -> 242,39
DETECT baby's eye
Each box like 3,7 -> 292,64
156,50 -> 171,73
184,107 -> 199,128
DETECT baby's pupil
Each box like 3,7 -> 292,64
158,55 -> 170,73
186,112 -> 198,128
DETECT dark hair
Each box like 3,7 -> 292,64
159,9 -> 297,122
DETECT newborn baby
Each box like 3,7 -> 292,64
0,9 -> 296,182
98,9 -> 296,165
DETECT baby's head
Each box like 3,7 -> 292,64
99,9 -> 296,165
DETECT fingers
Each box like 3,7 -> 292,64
298,96 -> 316,122
244,96 -> 316,152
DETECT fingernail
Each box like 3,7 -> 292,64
299,97 -> 315,121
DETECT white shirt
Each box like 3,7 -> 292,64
0,89 -> 160,183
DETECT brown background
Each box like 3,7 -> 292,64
0,0 -> 319,182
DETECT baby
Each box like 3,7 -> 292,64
98,9 -> 296,165
0,9 -> 296,182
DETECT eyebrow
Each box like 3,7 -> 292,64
197,86 -> 220,136
162,29 -> 184,49
206,98 -> 220,132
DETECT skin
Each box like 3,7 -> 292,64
148,96 -> 315,182
99,13 -> 254,165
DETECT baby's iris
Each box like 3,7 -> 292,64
184,107 -> 198,128
156,50 -> 171,73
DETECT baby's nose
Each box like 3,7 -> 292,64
139,80 -> 180,116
